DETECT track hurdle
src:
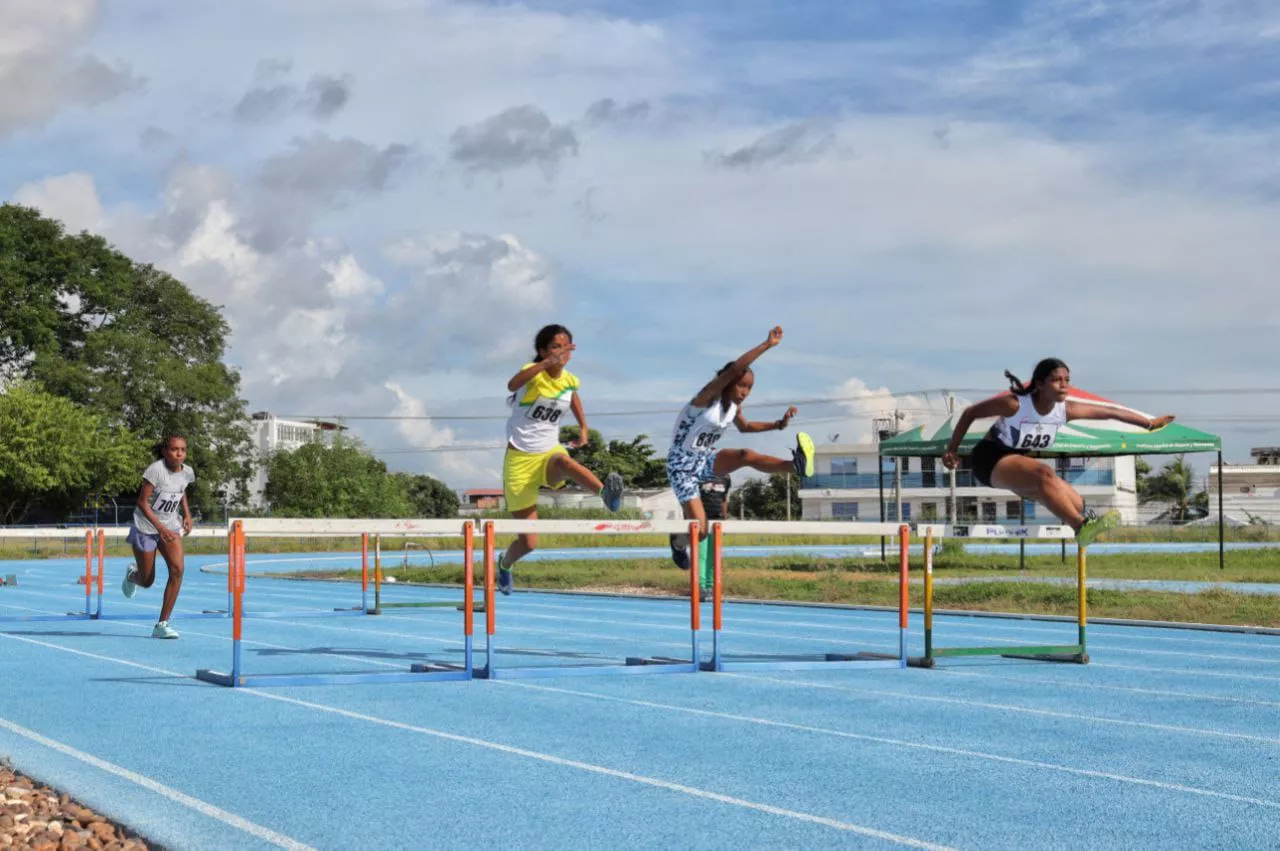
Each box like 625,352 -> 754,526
473,518 -> 703,679
197,519 -> 479,687
0,527 -> 235,624
701,521 -> 911,672
370,533 -> 470,614
909,524 -> 1088,667
0,529 -> 103,623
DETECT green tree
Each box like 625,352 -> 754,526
0,205 -> 253,515
396,473 -> 460,518
726,474 -> 800,520
1143,455 -> 1207,523
1134,457 -> 1152,501
0,383 -> 146,523
264,436 -> 413,518
559,427 -> 669,488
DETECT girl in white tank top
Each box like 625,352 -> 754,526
664,327 -> 816,589
940,358 -> 1175,547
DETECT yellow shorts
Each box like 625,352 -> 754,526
503,445 -> 569,512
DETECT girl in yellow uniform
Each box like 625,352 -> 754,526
498,324 -> 624,594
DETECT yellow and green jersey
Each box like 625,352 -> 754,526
505,365 -> 578,453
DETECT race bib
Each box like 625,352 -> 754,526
524,397 -> 570,425
1015,423 -> 1059,451
689,430 -> 723,452
152,494 -> 182,513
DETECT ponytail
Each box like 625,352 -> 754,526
1004,370 -> 1031,396
1006,358 -> 1069,399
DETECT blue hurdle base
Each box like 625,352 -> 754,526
195,668 -> 473,687
472,659 -> 698,679
701,650 -> 906,672
0,613 -> 97,624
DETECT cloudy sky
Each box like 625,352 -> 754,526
3,0 -> 1278,488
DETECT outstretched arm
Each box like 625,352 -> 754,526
690,326 -> 784,408
1068,401 -> 1174,430
734,405 -> 797,434
941,393 -> 1020,469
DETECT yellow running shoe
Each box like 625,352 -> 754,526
1076,509 -> 1120,548
793,432 -> 815,479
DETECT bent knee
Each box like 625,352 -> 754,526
520,534 -> 539,551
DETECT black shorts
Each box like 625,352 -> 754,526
970,439 -> 1025,487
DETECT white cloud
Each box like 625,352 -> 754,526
0,0 -> 142,134
11,172 -> 104,232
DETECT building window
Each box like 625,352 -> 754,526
885,503 -> 912,521
921,502 -> 938,521
982,502 -> 997,522
832,502 -> 858,519
1023,499 -> 1036,520
276,424 -> 315,444
1006,500 -> 1021,520
831,457 -> 858,475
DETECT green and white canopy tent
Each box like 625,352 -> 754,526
879,419 -> 1221,459
876,388 -> 1228,566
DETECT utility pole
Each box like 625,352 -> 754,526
947,394 -> 957,524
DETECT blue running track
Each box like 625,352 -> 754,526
2,550 -> 1278,849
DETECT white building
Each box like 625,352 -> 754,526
1208,447 -> 1280,525
799,440 -> 1138,525
246,413 -> 344,509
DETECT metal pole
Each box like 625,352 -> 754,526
894,457 -> 903,530
947,395 -> 957,523
1218,449 -> 1225,571
1019,499 -> 1026,570
786,473 -> 792,522
879,451 -> 886,562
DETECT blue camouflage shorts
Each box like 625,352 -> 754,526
666,449 -> 718,504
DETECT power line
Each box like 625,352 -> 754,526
278,387 -> 1280,424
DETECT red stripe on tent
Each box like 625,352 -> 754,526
1067,386 -> 1151,419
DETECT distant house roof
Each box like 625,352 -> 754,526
464,488 -> 504,497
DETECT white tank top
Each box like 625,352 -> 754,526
670,399 -> 738,455
991,395 -> 1068,451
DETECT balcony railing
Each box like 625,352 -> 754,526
801,469 -> 1113,490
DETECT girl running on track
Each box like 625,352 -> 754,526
942,358 -> 1175,546
121,434 -> 195,639
497,324 -> 624,595
666,326 -> 814,590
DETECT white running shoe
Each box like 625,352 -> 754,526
121,568 -> 138,599
152,621 -> 179,639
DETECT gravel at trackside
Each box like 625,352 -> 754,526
0,759 -> 157,850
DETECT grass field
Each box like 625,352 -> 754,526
345,548 -> 1280,628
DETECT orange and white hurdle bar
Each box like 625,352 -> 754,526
196,519 -> 480,687
700,521 -> 912,672
473,518 -> 704,679
0,527 -> 232,623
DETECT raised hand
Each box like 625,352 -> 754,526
766,326 -> 783,347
